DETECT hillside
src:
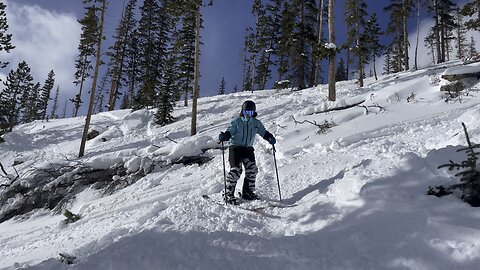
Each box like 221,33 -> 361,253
1,62 -> 480,270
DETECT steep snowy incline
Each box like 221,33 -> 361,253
1,65 -> 480,269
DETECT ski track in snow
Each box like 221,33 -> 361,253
1,62 -> 480,269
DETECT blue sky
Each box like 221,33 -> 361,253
2,0 -> 477,115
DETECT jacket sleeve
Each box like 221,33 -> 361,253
256,119 -> 274,141
226,118 -> 238,136
255,119 -> 267,137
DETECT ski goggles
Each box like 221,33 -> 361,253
242,110 -> 255,117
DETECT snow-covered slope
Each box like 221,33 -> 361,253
1,63 -> 480,270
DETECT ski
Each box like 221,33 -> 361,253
201,194 -> 282,219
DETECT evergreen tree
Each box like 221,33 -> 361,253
0,61 -> 35,131
424,28 -> 437,63
72,6 -> 98,117
439,0 -> 457,62
154,54 -> 175,126
290,0 -> 318,90
37,70 -> 55,120
49,86 -> 60,119
174,0 -> 197,106
364,13 -> 383,80
335,57 -> 348,81
0,2 -> 15,70
106,0 -> 137,111
123,29 -> 140,110
23,82 -> 40,123
344,0 -> 368,86
383,44 -> 395,74
460,0 -> 480,31
277,1 -> 295,82
218,77 -> 226,95
79,0 -> 107,158
469,36 -> 479,59
384,0 -> 414,72
455,7 -> 468,60
134,0 -> 172,109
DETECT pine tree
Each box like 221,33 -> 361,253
364,13 -> 383,81
154,54 -> 175,126
72,6 -> 98,117
345,0 -> 368,86
218,77 -> 226,95
468,36 -> 479,59
49,86 -> 60,119
174,0 -> 196,106
0,2 -> 15,70
290,0 -> 318,90
277,1 -> 295,82
424,28 -> 437,63
134,0 -> 172,109
1,61 -> 35,131
37,70 -> 55,120
79,0 -> 107,158
123,29 -> 140,109
23,82 -> 40,123
384,0 -> 414,72
460,0 -> 480,31
106,0 -> 137,111
335,57 -> 348,81
455,7 -> 468,60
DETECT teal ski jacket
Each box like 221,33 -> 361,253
225,117 -> 271,147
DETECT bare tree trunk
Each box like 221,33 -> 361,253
414,0 -> 420,70
403,0 -> 409,71
434,0 -> 442,63
313,0 -> 325,86
328,0 -> 336,101
356,3 -> 363,87
79,0 -> 106,158
191,1 -> 201,136
373,55 -> 378,80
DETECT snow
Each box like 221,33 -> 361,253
1,62 -> 480,269
324,42 -> 337,49
442,61 -> 480,76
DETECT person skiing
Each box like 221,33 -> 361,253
218,100 -> 276,205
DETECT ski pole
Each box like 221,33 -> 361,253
272,145 -> 282,203
221,141 -> 227,205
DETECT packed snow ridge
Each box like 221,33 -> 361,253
1,61 -> 480,270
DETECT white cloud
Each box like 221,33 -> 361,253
2,0 -> 81,110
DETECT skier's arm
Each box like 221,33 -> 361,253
219,119 -> 238,141
256,119 -> 276,144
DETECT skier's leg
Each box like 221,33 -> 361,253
225,147 -> 242,203
241,148 -> 258,200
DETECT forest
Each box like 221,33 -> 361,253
0,0 -> 479,151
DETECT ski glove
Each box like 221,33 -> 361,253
263,131 -> 276,145
218,131 -> 231,142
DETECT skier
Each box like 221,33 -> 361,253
218,100 -> 276,205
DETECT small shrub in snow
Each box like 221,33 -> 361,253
435,123 -> 480,206
0,136 -> 4,143
427,186 -> 452,197
63,209 -> 81,224
59,253 -> 77,265
274,80 -> 290,90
